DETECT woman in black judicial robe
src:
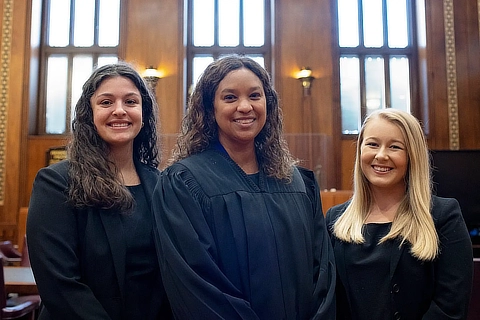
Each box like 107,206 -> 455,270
152,55 -> 336,319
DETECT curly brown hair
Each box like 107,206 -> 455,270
172,54 -> 297,181
68,61 -> 160,212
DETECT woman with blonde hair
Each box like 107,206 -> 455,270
326,108 -> 473,319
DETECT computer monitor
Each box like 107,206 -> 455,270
430,150 -> 480,245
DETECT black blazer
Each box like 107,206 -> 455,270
26,160 -> 169,320
326,196 -> 473,320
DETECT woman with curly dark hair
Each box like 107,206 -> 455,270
27,62 -> 172,319
153,55 -> 336,319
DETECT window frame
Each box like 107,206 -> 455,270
36,0 -> 123,135
335,0 -> 420,138
185,0 -> 273,103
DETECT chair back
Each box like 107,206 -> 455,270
0,242 -> 21,266
0,254 -> 7,309
20,236 -> 30,268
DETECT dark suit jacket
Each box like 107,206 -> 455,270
26,160 -> 169,320
326,196 -> 473,320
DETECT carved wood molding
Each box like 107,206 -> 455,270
443,0 -> 459,150
0,0 -> 13,205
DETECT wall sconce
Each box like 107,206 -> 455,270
143,66 -> 162,93
296,67 -> 315,96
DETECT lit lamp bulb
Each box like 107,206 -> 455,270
143,66 -> 162,93
296,67 -> 314,96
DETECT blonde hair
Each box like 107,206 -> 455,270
333,109 -> 439,261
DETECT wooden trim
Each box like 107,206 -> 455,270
0,0 -> 13,205
443,0 -> 459,150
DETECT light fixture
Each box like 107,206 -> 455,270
143,66 -> 162,93
296,67 -> 315,96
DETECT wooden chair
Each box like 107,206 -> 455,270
0,255 -> 40,320
0,243 -> 21,266
19,236 -> 30,268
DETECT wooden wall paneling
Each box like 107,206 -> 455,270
159,133 -> 178,170
423,0 -> 480,150
123,0 -> 184,135
320,190 -> 353,214
0,0 -> 28,243
275,0 -> 308,133
340,140 -> 355,191
24,137 -> 68,206
275,0 -> 335,135
275,0 -> 339,187
455,0 -> 480,149
424,0 -> 450,149
1,0 -> 18,216
284,133 -> 334,190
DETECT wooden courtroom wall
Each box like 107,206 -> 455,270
0,0 -> 478,243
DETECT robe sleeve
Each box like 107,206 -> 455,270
423,198 -> 473,319
153,166 -> 260,320
299,168 -> 337,319
26,164 -> 112,320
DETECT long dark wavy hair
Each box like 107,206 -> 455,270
68,61 -> 160,212
172,54 -> 297,181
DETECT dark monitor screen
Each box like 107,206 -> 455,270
430,150 -> 480,245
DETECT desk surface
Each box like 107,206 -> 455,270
4,266 -> 38,295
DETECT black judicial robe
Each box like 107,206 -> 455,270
153,149 -> 336,320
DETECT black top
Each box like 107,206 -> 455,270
344,223 -> 393,320
26,160 -> 172,320
326,197 -> 473,320
122,185 -> 164,320
153,148 -> 336,319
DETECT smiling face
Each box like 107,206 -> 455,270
360,117 -> 409,193
214,68 -> 267,151
91,76 -> 143,150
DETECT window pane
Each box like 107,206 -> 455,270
363,0 -> 383,47
390,56 -> 410,112
247,55 -> 265,68
193,0 -> 214,46
192,56 -> 214,89
340,57 -> 361,134
98,55 -> 119,67
219,0 -> 240,46
46,56 -> 68,134
338,0 -> 359,47
387,0 -> 408,48
74,0 -> 94,46
365,56 -> 385,114
99,0 -> 120,46
48,0 -> 71,47
71,56 -> 94,123
243,0 -> 265,46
